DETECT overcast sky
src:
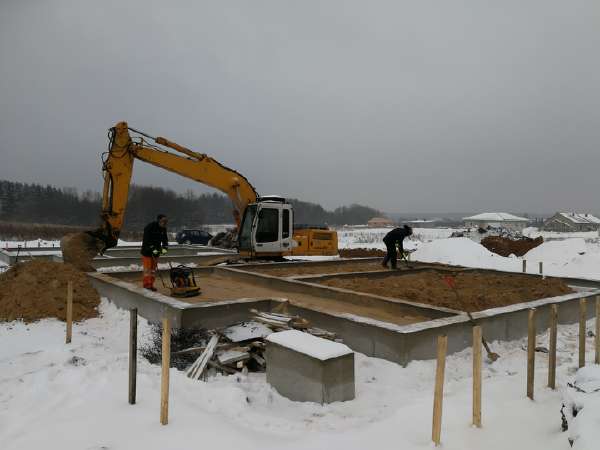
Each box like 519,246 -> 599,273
1,0 -> 599,214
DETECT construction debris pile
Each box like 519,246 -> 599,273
144,305 -> 339,379
480,236 -> 544,257
0,260 -> 100,322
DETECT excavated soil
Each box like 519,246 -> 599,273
0,260 -> 100,322
317,270 -> 573,312
339,248 -> 386,258
481,236 -> 544,257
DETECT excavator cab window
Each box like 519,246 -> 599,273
282,209 -> 290,239
256,208 -> 279,243
238,205 -> 256,251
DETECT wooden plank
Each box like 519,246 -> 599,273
432,335 -> 447,446
187,334 -> 219,380
548,304 -> 558,390
253,316 -> 292,329
128,308 -> 138,405
527,308 -> 536,400
160,317 -> 170,425
217,350 -> 250,365
579,298 -> 586,368
472,326 -> 482,428
66,280 -> 73,344
596,296 -> 600,365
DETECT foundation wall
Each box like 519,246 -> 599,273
219,267 -> 454,319
88,268 -> 600,366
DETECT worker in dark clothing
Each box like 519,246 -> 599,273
382,225 -> 412,269
141,214 -> 169,291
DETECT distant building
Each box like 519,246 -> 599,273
542,212 -> 600,232
463,212 -> 529,231
406,219 -> 439,229
367,217 -> 395,228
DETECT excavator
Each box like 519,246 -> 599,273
61,122 -> 337,269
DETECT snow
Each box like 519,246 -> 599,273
463,212 -> 529,222
1,299 -> 599,449
266,330 -> 353,360
223,321 -> 273,342
412,237 -> 518,271
337,227 -> 456,252
522,227 -> 599,241
559,212 -> 600,224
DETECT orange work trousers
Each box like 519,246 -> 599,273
142,256 -> 158,288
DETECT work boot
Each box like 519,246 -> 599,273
145,286 -> 157,292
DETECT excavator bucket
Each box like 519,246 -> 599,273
60,232 -> 103,272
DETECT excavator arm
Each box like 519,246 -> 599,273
61,122 -> 258,268
96,121 -> 258,249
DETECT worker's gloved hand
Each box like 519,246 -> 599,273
152,249 -> 160,256
161,248 -> 168,255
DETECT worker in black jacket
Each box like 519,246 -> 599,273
382,225 -> 412,269
141,214 -> 169,290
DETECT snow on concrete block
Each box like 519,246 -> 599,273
266,330 -> 355,404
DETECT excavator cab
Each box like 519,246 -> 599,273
238,197 -> 294,258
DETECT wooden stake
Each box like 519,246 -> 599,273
160,317 -> 171,425
579,298 -> 586,368
128,308 -> 138,405
432,335 -> 447,446
522,260 -> 527,273
539,261 -> 543,276
548,304 -> 558,390
527,308 -> 536,400
594,295 -> 600,364
66,281 -> 73,344
472,326 -> 482,428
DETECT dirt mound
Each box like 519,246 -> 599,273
318,270 -> 572,312
339,248 -> 386,258
481,236 -> 543,257
0,260 -> 100,322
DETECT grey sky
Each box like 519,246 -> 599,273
1,0 -> 599,214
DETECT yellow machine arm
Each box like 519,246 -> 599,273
96,121 -> 258,249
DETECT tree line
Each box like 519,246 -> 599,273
0,179 -> 382,231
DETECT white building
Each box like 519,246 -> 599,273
542,212 -> 600,232
463,212 -> 529,231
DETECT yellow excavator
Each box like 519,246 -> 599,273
61,122 -> 337,269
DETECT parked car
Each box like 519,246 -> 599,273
176,229 -> 213,245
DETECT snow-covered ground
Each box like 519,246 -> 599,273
1,299 -> 598,450
339,227 -> 600,281
337,227 -> 457,251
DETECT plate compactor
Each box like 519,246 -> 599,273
160,264 -> 201,297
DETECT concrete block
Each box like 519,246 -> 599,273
266,330 -> 355,404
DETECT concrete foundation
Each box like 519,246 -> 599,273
266,331 -> 355,403
86,260 -> 600,367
